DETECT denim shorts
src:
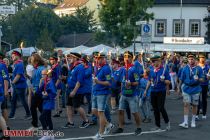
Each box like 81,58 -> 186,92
119,95 -> 138,113
92,94 -> 108,111
182,92 -> 200,105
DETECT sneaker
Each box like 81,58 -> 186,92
191,121 -> 196,128
166,122 -> 170,130
134,128 -> 142,136
79,121 -> 90,128
90,121 -> 97,126
112,128 -> 123,134
87,113 -> 92,117
62,122 -> 75,128
24,115 -> 32,120
8,116 -> 15,120
27,126 -> 38,131
179,122 -> 188,129
202,115 -> 207,119
143,118 -> 151,123
92,133 -> 104,140
104,123 -> 114,135
195,115 -> 199,121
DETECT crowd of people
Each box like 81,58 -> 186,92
0,49 -> 209,140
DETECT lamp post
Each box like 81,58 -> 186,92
180,0 -> 183,36
0,26 -> 2,52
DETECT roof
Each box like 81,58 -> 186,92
56,33 -> 111,48
155,0 -> 210,5
54,0 -> 89,10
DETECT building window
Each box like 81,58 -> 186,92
189,19 -> 201,37
173,19 -> 185,36
155,19 -> 167,36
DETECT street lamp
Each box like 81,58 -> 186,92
0,26 -> 2,52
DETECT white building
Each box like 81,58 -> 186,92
135,0 -> 210,52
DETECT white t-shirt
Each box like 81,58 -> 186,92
26,64 -> 34,77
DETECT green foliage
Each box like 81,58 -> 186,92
60,7 -> 96,34
1,6 -> 97,51
98,0 -> 154,47
2,6 -> 61,51
36,28 -> 54,51
203,15 -> 210,43
0,0 -> 36,10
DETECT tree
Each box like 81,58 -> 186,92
203,10 -> 210,44
36,28 -> 54,51
60,6 -> 97,34
98,0 -> 154,47
0,0 -> 36,11
2,6 -> 61,50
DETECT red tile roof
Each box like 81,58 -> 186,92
55,0 -> 89,10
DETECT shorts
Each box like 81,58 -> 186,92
92,94 -> 108,111
1,99 -> 7,110
66,94 -> 84,108
119,95 -> 138,113
26,79 -> 33,88
182,92 -> 200,105
111,89 -> 120,97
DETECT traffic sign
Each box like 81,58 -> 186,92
141,24 -> 152,36
0,5 -> 16,15
141,35 -> 152,43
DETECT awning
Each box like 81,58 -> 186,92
152,44 -> 210,52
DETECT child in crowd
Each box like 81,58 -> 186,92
38,69 -> 57,140
139,69 -> 151,123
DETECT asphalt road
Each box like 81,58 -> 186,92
4,93 -> 210,140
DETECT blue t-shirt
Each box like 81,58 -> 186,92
111,67 -> 123,90
181,65 -> 203,94
200,64 -> 209,86
39,79 -> 57,110
178,67 -> 184,79
12,60 -> 27,88
0,61 -> 9,102
93,64 -> 111,95
67,64 -> 85,94
149,66 -> 170,92
32,66 -> 46,94
51,64 -> 61,85
83,63 -> 92,94
139,77 -> 151,98
120,66 -> 140,97
134,60 -> 144,77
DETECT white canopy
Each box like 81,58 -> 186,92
119,44 -> 144,54
152,44 -> 210,52
83,44 -> 116,55
63,45 -> 89,55
6,47 -> 37,56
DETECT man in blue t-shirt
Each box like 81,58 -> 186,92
63,52 -> 90,129
179,54 -> 204,128
9,50 -> 31,119
196,54 -> 209,119
113,51 -> 142,135
0,52 -> 10,140
144,53 -> 171,131
92,53 -> 113,139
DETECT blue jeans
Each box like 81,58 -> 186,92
9,88 -> 30,117
91,104 -> 111,123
